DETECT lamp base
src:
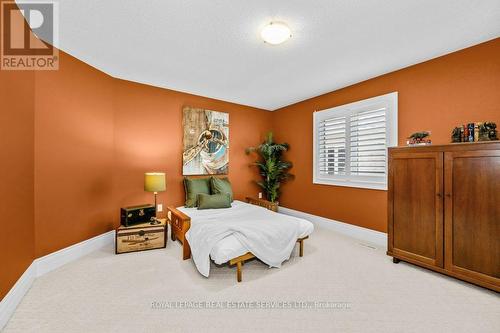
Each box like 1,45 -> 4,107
150,217 -> 161,225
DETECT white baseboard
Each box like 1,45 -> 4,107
279,206 -> 387,249
0,262 -> 37,331
0,230 -> 115,330
36,231 -> 115,277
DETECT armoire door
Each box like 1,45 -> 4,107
444,150 -> 500,287
388,151 -> 444,267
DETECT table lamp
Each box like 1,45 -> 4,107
144,172 -> 166,220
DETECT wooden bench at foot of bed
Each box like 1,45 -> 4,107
229,236 -> 309,282
167,197 -> 309,282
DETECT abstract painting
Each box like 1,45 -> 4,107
182,107 -> 229,175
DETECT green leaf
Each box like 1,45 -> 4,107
245,133 -> 293,202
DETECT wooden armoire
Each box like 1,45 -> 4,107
387,142 -> 499,292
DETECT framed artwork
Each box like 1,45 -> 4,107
182,107 -> 229,175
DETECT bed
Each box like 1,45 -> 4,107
167,197 -> 314,282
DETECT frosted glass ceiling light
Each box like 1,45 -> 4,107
261,22 -> 291,45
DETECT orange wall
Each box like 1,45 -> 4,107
0,0 -> 35,300
34,52 -> 116,257
113,79 -> 272,214
273,38 -> 500,232
0,69 -> 35,300
32,51 -> 271,258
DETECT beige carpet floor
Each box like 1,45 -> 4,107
3,226 -> 499,333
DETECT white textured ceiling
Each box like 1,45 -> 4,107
26,0 -> 500,110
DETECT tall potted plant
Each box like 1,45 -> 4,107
246,132 -> 293,203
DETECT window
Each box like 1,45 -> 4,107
313,92 -> 398,190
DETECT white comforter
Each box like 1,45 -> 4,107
183,201 -> 306,277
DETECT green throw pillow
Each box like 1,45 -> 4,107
210,177 -> 233,202
197,193 -> 232,210
184,177 -> 211,207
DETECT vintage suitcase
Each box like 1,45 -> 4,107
120,204 -> 156,227
115,220 -> 167,254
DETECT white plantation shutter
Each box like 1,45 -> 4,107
350,107 -> 387,177
313,92 -> 398,190
317,116 -> 347,176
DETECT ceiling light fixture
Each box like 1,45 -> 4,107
261,22 -> 291,45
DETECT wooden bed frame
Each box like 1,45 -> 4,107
167,197 -> 309,282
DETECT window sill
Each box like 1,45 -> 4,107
313,179 -> 387,191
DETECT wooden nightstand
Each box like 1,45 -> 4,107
115,218 -> 167,254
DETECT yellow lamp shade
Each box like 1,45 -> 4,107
144,172 -> 166,192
